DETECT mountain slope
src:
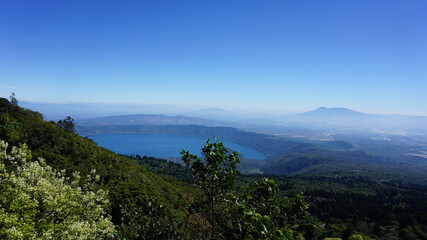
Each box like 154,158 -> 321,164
284,107 -> 427,130
0,98 -> 194,233
299,107 -> 368,118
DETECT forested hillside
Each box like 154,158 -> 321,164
2,97 -> 427,239
0,97 -> 318,239
134,155 -> 427,240
0,97 -> 196,238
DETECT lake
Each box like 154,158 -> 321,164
90,134 -> 265,160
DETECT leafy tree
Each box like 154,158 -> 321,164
231,178 -> 290,239
0,139 -> 114,239
0,113 -> 22,144
9,92 -> 18,106
181,139 -> 312,240
116,195 -> 183,240
181,138 -> 240,239
57,116 -> 75,133
230,178 -> 314,240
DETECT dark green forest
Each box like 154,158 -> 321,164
1,97 -> 427,239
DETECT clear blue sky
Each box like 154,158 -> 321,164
1,0 -> 426,115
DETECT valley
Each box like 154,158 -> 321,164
3,97 -> 427,239
4,1 -> 427,239
76,111 -> 427,179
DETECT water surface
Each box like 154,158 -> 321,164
90,134 -> 265,160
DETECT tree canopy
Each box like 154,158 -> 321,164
0,140 -> 114,239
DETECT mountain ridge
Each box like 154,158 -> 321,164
298,107 -> 368,117
77,113 -> 229,127
283,107 -> 427,130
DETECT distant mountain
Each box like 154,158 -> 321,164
298,107 -> 368,118
196,107 -> 227,114
20,101 -> 197,121
77,114 -> 229,127
284,107 -> 427,130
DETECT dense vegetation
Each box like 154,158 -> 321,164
2,97 -> 427,239
0,141 -> 114,239
0,98 -> 193,238
0,99 -> 310,239
132,154 -> 427,239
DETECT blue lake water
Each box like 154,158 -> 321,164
90,134 -> 265,160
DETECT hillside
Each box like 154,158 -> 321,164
3,98 -> 427,239
0,97 -> 330,239
299,107 -> 369,118
0,97 -> 195,238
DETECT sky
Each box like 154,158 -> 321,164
1,0 -> 427,116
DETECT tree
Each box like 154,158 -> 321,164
181,138 -> 311,240
9,92 -> 18,106
181,138 -> 240,239
230,178 -> 312,240
0,139 -> 114,239
57,116 -> 75,133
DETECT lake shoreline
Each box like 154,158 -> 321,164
89,133 -> 266,160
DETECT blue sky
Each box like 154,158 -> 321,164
1,0 -> 426,115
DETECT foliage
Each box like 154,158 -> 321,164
0,97 -> 194,238
348,234 -> 374,240
231,178 -> 297,239
182,139 -> 312,239
130,154 -> 193,183
57,116 -> 75,133
238,173 -> 427,239
115,196 -> 182,240
2,96 -> 427,239
181,138 -> 240,199
181,138 -> 240,239
9,92 -> 18,106
0,139 -> 114,239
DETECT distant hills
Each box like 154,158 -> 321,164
77,114 -> 228,127
21,100 -> 427,131
298,107 -> 368,118
76,115 -> 427,176
75,106 -> 427,138
283,107 -> 427,131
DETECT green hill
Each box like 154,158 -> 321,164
4,97 -> 427,239
1,97 -> 326,239
0,97 -> 195,238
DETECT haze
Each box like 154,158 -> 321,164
1,1 -> 427,116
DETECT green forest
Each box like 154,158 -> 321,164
1,97 -> 427,239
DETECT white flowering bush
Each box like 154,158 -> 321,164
0,140 -> 114,239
